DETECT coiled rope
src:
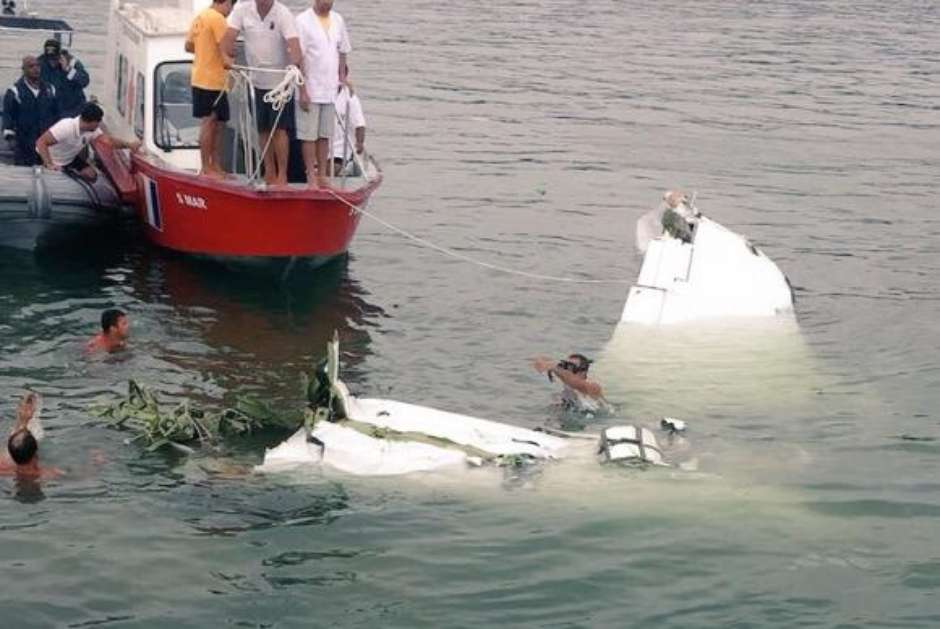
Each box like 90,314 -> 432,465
326,190 -> 630,285
228,65 -> 305,181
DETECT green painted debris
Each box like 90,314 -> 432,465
92,380 -> 297,453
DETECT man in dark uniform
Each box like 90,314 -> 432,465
2,55 -> 60,165
38,38 -> 89,117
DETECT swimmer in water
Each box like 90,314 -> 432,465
0,392 -> 61,479
86,308 -> 130,354
532,353 -> 611,415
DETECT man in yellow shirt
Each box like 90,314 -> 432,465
185,0 -> 235,177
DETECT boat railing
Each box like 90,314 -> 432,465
225,64 -> 372,187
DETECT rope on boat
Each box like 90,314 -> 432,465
257,65 -> 304,112
228,65 -> 305,181
326,191 -> 631,285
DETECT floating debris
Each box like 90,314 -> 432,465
92,380 -> 297,453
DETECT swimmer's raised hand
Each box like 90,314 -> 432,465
15,392 -> 38,429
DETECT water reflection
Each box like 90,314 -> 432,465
0,238 -> 130,301
10,476 -> 46,504
127,251 -> 387,396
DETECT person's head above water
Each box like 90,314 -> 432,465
87,308 -> 130,354
560,354 -> 593,378
101,308 -> 128,337
8,429 -> 38,466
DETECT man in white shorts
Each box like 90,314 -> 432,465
295,0 -> 351,187
222,0 -> 303,186
34,102 -> 140,182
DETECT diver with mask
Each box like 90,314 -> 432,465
532,353 -> 612,418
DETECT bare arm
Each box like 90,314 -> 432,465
354,126 -> 365,153
14,393 -> 37,432
550,367 -> 603,398
220,27 -> 239,60
286,37 -> 302,71
532,357 -> 603,398
107,135 -> 142,151
338,52 -> 347,83
35,131 -> 59,169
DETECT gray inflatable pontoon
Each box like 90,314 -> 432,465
0,144 -> 128,250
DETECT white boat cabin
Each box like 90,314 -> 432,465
104,0 -> 212,172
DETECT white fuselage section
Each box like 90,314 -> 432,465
257,394 -> 569,477
622,216 -> 794,325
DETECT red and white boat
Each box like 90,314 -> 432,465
99,0 -> 382,266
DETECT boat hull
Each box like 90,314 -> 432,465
132,155 -> 381,261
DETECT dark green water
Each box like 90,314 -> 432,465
2,0 -> 939,626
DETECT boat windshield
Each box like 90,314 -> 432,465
154,61 -> 199,150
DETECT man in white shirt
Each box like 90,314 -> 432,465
35,102 -> 140,182
295,0 -> 351,187
331,63 -> 366,175
222,0 -> 303,186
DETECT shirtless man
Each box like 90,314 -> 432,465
86,308 -> 130,354
0,392 -> 61,479
532,353 -> 611,415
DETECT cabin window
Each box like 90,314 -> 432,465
134,72 -> 145,139
153,61 -> 200,150
116,54 -> 128,116
127,65 -> 136,123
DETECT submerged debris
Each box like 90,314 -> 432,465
92,380 -> 297,453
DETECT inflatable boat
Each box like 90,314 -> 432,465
0,15 -> 129,251
0,147 -> 126,250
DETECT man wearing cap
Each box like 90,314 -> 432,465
221,0 -> 303,186
2,55 -> 60,165
38,38 -> 89,117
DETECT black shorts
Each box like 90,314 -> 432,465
254,88 -> 295,133
192,87 -> 230,122
63,148 -> 91,173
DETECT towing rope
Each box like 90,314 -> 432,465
326,190 -> 630,285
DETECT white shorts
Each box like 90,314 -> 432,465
296,103 -> 335,141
